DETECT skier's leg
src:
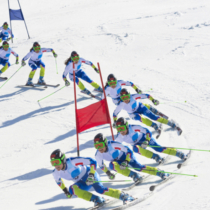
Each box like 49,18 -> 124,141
133,144 -> 154,159
69,73 -> 86,91
109,161 -> 131,177
129,113 -> 154,127
38,61 -> 46,84
143,103 -> 168,119
0,61 -> 10,74
27,62 -> 38,85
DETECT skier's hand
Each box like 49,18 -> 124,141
152,99 -> 159,106
6,37 -> 11,41
16,59 -> 19,65
86,173 -> 95,186
94,67 -> 99,73
106,170 -> 115,180
65,80 -> 70,87
120,160 -> 129,170
53,52 -> 58,58
21,60 -> 26,67
141,140 -> 149,149
135,88 -> 142,94
63,187 -> 72,199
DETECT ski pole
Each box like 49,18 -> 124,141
37,85 -> 66,102
143,88 -> 153,92
0,66 -> 22,89
94,180 -> 132,183
160,101 -> 187,104
127,168 -> 198,177
55,58 -> 58,74
147,145 -> 210,152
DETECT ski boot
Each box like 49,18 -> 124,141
156,169 -> 169,180
168,120 -> 182,135
151,123 -> 162,138
91,195 -> 105,207
26,78 -> 34,86
150,105 -> 168,119
0,71 -> 2,76
38,76 -> 46,85
119,192 -> 135,205
152,153 -> 164,164
95,86 -> 103,93
176,150 -> 186,160
81,88 -> 91,95
129,171 -> 143,183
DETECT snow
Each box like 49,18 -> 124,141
0,0 -> 210,209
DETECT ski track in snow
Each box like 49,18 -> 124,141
0,0 -> 210,209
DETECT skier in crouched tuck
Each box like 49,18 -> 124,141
50,149 -> 135,207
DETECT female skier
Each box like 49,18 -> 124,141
51,149 -> 135,207
63,51 -> 103,95
0,22 -> 14,43
21,42 -> 57,86
0,41 -> 19,76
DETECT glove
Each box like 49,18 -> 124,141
86,173 -> 95,186
53,52 -> 58,58
21,60 -> 26,66
16,59 -> 19,65
63,187 -> 72,199
65,80 -> 70,86
141,140 -> 149,149
6,37 -> 11,41
135,88 -> 142,94
106,170 -> 115,180
94,67 -> 99,73
120,160 -> 129,170
152,99 -> 159,105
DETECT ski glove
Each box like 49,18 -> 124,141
63,187 -> 72,199
6,37 -> 11,41
16,58 -> 19,65
135,88 -> 142,94
120,160 -> 129,170
106,170 -> 115,180
53,52 -> 58,58
152,99 -> 159,105
94,68 -> 99,73
141,140 -> 149,149
86,173 -> 95,186
21,60 -> 26,67
65,80 -> 70,86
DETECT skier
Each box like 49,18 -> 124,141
0,22 -> 14,43
113,88 -> 182,136
63,51 -> 103,95
0,41 -> 19,76
51,149 -> 135,207
101,74 -> 142,105
94,133 -> 169,183
21,42 -> 57,86
115,117 -> 187,163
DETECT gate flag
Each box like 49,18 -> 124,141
9,9 -> 24,21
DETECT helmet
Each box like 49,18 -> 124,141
107,74 -> 117,82
94,133 -> 108,149
3,22 -> 8,28
3,22 -> 8,26
116,117 -> 129,132
71,51 -> 79,57
2,41 -> 9,49
50,149 -> 66,166
120,88 -> 129,96
33,42 -> 40,47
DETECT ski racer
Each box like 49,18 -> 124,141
51,149 -> 135,207
94,133 -> 169,183
21,42 -> 57,86
0,22 -> 14,43
113,88 -> 182,136
62,51 -> 103,95
115,117 -> 187,163
0,41 -> 19,76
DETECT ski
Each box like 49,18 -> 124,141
93,88 -> 103,94
17,85 -> 47,89
35,83 -> 60,87
0,77 -> 8,80
110,192 -> 154,210
177,150 -> 191,169
122,155 -> 170,191
171,119 -> 182,136
149,174 -> 175,191
80,91 -> 101,100
88,199 -> 116,210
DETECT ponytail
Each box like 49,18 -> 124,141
30,47 -> 34,52
0,46 -> 3,49
64,56 -> 72,65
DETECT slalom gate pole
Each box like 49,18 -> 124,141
127,167 -> 198,177
37,86 -> 65,102
55,58 -> 58,74
97,62 -> 115,140
73,71 -> 80,157
0,66 -> 22,89
148,145 -> 210,152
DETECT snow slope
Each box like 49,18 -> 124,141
0,0 -> 210,209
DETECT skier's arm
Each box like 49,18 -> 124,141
22,51 -> 32,61
8,28 -> 14,38
119,80 -> 141,94
80,58 -> 99,73
133,93 -> 159,105
113,103 -> 123,122
41,48 -> 57,57
11,49 -> 19,64
62,65 -> 70,81
95,152 -> 109,173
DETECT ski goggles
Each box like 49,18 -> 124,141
94,139 -> 107,149
50,154 -> 65,166
72,56 -> 80,62
108,80 -> 117,86
3,24 -> 8,29
3,44 -> 9,49
33,46 -> 41,51
120,93 -> 130,101
116,124 -> 127,132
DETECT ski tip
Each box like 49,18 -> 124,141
150,186 -> 155,191
177,163 -> 182,169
